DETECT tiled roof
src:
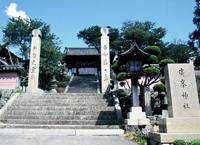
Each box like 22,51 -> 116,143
0,65 -> 25,72
64,47 -> 99,55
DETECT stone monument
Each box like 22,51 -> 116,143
101,28 -> 110,93
28,29 -> 42,93
150,64 -> 200,143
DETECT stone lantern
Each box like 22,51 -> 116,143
118,42 -> 151,127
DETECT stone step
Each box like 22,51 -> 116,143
1,114 -> 117,120
0,124 -> 123,129
7,106 -> 115,111
13,99 -> 113,104
18,95 -> 110,100
11,102 -> 114,106
4,110 -> 116,115
19,93 -> 106,97
0,119 -> 120,125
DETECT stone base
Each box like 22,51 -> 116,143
125,107 -> 150,126
50,89 -> 57,93
150,132 -> 200,143
159,117 -> 200,133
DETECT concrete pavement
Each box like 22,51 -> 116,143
0,133 -> 137,145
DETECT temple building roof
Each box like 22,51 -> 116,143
64,47 -> 99,56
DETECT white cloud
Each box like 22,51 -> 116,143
5,3 -> 29,20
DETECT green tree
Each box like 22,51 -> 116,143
2,17 -> 63,90
188,0 -> 200,53
158,39 -> 194,63
77,21 -> 166,55
119,20 -> 166,52
77,25 -> 120,53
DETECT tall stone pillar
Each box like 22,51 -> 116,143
101,28 -> 110,94
28,29 -> 42,93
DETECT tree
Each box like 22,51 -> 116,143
3,17 -> 44,62
158,39 -> 194,63
2,17 -> 63,90
77,25 -> 120,53
77,21 -> 166,55
119,20 -> 166,52
188,0 -> 200,53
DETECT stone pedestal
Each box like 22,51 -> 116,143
150,64 -> 200,143
125,107 -> 150,126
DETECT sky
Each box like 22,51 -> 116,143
0,0 -> 197,54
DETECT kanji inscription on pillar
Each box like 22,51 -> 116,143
101,28 -> 110,93
28,29 -> 42,93
164,64 -> 200,118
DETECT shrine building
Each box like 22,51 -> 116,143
63,47 -> 115,76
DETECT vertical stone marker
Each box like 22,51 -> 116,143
150,63 -> 200,143
28,29 -> 42,93
101,28 -> 110,93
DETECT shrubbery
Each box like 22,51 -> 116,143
147,55 -> 158,64
57,82 -> 67,87
143,46 -> 161,56
173,139 -> 200,145
143,67 -> 160,76
159,59 -> 175,67
153,83 -> 166,92
117,72 -> 126,81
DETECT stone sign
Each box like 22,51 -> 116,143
166,64 -> 200,117
28,29 -> 42,93
101,28 -> 110,93
150,64 -> 200,143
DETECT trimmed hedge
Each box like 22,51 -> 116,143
173,139 -> 187,145
117,72 -> 126,81
159,59 -> 175,67
148,55 -> 158,64
153,83 -> 166,92
160,77 -> 165,84
143,67 -> 160,76
188,139 -> 200,145
57,82 -> 67,87
143,46 -> 161,56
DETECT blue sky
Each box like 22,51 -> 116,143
0,0 -> 197,53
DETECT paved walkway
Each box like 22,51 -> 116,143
0,134 -> 137,145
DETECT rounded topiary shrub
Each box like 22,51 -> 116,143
147,55 -> 158,64
143,46 -> 161,56
112,62 -> 124,73
173,139 -> 187,145
159,59 -> 175,67
160,77 -> 165,84
117,72 -> 126,81
143,67 -> 160,76
153,83 -> 166,92
56,82 -> 67,87
188,139 -> 200,145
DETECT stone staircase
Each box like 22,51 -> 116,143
0,93 -> 123,130
67,76 -> 98,93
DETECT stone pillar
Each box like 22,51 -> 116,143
131,77 -> 139,106
28,29 -> 42,93
143,86 -> 152,116
100,28 -> 110,93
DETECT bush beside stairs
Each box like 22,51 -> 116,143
0,93 -> 124,135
